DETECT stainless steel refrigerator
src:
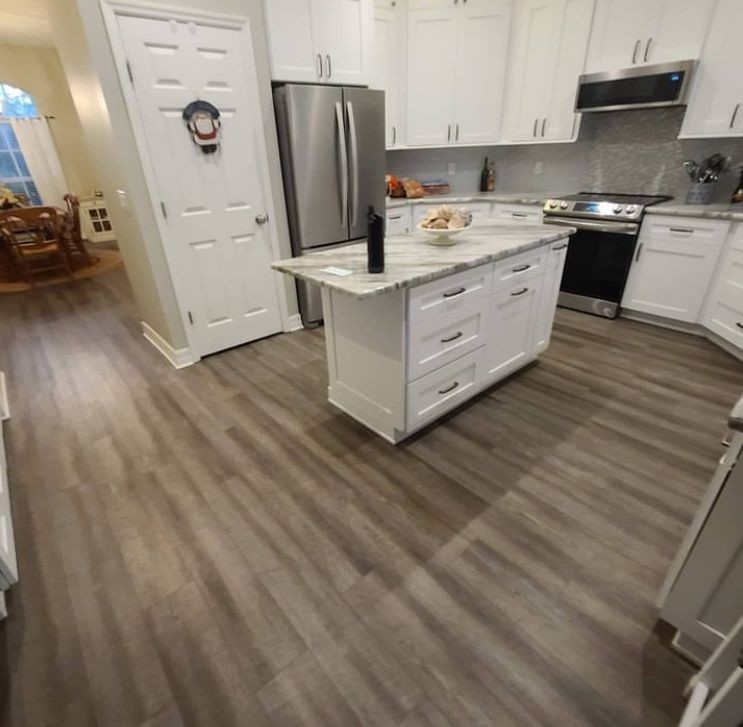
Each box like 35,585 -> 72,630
273,84 -> 385,326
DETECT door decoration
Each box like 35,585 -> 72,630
182,100 -> 221,154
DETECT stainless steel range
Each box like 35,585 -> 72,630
543,192 -> 671,318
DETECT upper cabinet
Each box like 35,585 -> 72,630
264,0 -> 372,85
502,0 -> 595,143
371,0 -> 406,148
406,0 -> 513,147
680,0 -> 743,139
585,0 -> 714,74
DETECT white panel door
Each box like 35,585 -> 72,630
320,0 -> 370,85
263,0 -> 322,82
372,1 -> 402,146
680,0 -> 743,139
452,0 -> 513,145
117,15 -> 283,356
406,4 -> 458,146
646,0 -> 715,66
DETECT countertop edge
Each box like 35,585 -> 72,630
645,204 -> 743,221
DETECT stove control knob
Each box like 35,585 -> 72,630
559,201 -> 569,210
626,205 -> 637,215
613,205 -> 623,214
548,200 -> 558,209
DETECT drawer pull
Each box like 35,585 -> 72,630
388,215 -> 402,221
511,287 -> 529,297
511,212 -> 527,218
669,227 -> 694,234
443,287 -> 466,298
440,331 -> 463,343
438,381 -> 459,395
635,242 -> 643,262
512,264 -> 531,272
552,243 -> 568,250
736,322 -> 743,330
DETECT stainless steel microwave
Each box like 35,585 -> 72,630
575,60 -> 696,113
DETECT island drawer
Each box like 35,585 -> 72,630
492,246 -> 546,291
407,298 -> 488,381
407,347 -> 485,430
408,264 -> 491,323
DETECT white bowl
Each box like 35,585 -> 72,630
416,221 -> 471,246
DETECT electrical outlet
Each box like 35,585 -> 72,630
447,162 -> 456,175
533,161 -> 544,176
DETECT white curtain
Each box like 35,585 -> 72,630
9,117 -> 69,208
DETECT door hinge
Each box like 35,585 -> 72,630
125,60 -> 134,84
187,311 -> 194,324
160,201 -> 167,219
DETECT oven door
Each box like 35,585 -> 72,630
544,217 -> 639,319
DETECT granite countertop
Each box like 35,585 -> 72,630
729,395 -> 743,433
272,221 -> 574,300
385,191 -> 565,209
646,202 -> 743,221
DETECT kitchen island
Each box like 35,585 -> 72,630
273,221 -> 573,443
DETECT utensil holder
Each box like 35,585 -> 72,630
685,183 -> 715,205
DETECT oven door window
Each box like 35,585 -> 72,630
560,228 -> 636,303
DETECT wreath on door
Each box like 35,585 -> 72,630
182,100 -> 221,154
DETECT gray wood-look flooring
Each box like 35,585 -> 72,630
1,269 -> 741,727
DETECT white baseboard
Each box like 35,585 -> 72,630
141,322 -> 198,369
284,313 -> 304,332
0,370 -> 8,420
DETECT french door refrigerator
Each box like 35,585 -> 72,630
274,84 -> 385,326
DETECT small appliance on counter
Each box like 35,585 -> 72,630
543,192 -> 671,318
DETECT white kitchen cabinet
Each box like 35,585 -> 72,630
264,0 -> 371,85
385,205 -> 412,235
491,202 -> 543,224
621,215 -> 729,324
704,224 -> 743,351
680,0 -> 743,139
585,0 -> 714,74
535,240 -> 568,353
502,0 -> 594,143
371,0 -> 406,147
406,0 -> 513,146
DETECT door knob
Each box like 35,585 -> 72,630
255,214 -> 268,224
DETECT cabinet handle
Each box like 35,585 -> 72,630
447,124 -> 451,142
443,286 -> 466,298
512,264 -> 531,272
455,123 -> 460,141
325,54 -> 332,79
316,54 -> 323,78
438,381 -> 459,395
533,118 -> 538,137
670,227 -> 694,234
511,212 -> 527,218
552,243 -> 568,250
511,287 -> 529,297
441,331 -> 463,343
632,39 -> 640,64
635,242 -> 643,261
735,322 -> 743,329
392,126 -> 396,144
643,37 -> 653,62
730,103 -> 741,129
541,118 -> 547,137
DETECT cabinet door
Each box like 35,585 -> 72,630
485,277 -> 541,381
385,206 -> 412,235
502,0 -> 559,142
621,235 -> 723,323
680,0 -> 743,139
646,0 -> 714,66
534,241 -> 568,353
264,0 -> 323,82
585,0 -> 662,73
320,0 -> 371,85
371,1 -> 404,146
406,3 -> 458,146
543,0 -> 594,142
452,0 -> 513,145
0,461 -> 18,586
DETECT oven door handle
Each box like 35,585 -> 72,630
544,217 -> 639,236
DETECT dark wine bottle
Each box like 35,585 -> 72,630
367,206 -> 384,274
479,157 -> 489,192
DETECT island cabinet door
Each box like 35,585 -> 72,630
485,278 -> 542,382
534,241 -> 569,354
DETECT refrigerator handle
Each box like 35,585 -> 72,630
334,102 -> 349,230
346,100 -> 359,228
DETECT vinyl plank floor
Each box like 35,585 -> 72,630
1,269 -> 740,726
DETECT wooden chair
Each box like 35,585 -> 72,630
1,216 -> 73,285
63,194 -> 94,267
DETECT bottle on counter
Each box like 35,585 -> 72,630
487,161 -> 496,192
479,157 -> 489,192
732,167 -> 743,204
367,205 -> 384,274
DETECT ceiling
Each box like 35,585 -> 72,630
0,0 -> 53,47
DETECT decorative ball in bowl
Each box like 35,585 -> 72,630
417,205 -> 473,245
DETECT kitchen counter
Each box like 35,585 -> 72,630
647,202 -> 743,221
729,395 -> 743,432
385,191 -> 564,209
272,221 -> 572,300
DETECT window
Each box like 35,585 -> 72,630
0,84 -> 41,205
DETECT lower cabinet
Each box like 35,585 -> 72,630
535,240 -> 568,353
704,223 -> 743,349
385,206 -> 412,235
